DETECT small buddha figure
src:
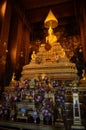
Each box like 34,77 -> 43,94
82,69 -> 86,80
46,27 -> 57,46
60,48 -> 66,58
31,51 -> 36,62
11,73 -> 16,83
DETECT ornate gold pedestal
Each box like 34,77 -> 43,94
21,43 -> 78,81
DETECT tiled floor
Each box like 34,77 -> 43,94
0,121 -> 66,130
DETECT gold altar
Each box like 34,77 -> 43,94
21,10 -> 78,81
21,42 -> 78,81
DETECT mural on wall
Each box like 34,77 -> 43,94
59,34 -> 84,78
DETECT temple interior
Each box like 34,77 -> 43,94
0,0 -> 86,130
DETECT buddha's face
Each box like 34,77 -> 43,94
33,51 -> 35,54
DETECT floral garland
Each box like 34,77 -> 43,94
1,77 -> 67,122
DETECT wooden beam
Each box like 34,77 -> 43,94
20,0 -> 71,10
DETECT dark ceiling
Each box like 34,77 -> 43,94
17,0 -> 75,24
16,0 -> 78,42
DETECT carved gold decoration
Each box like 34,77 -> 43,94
44,10 -> 58,28
21,41 -> 78,80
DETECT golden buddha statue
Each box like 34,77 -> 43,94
46,27 -> 57,46
31,51 -> 36,62
44,10 -> 58,46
